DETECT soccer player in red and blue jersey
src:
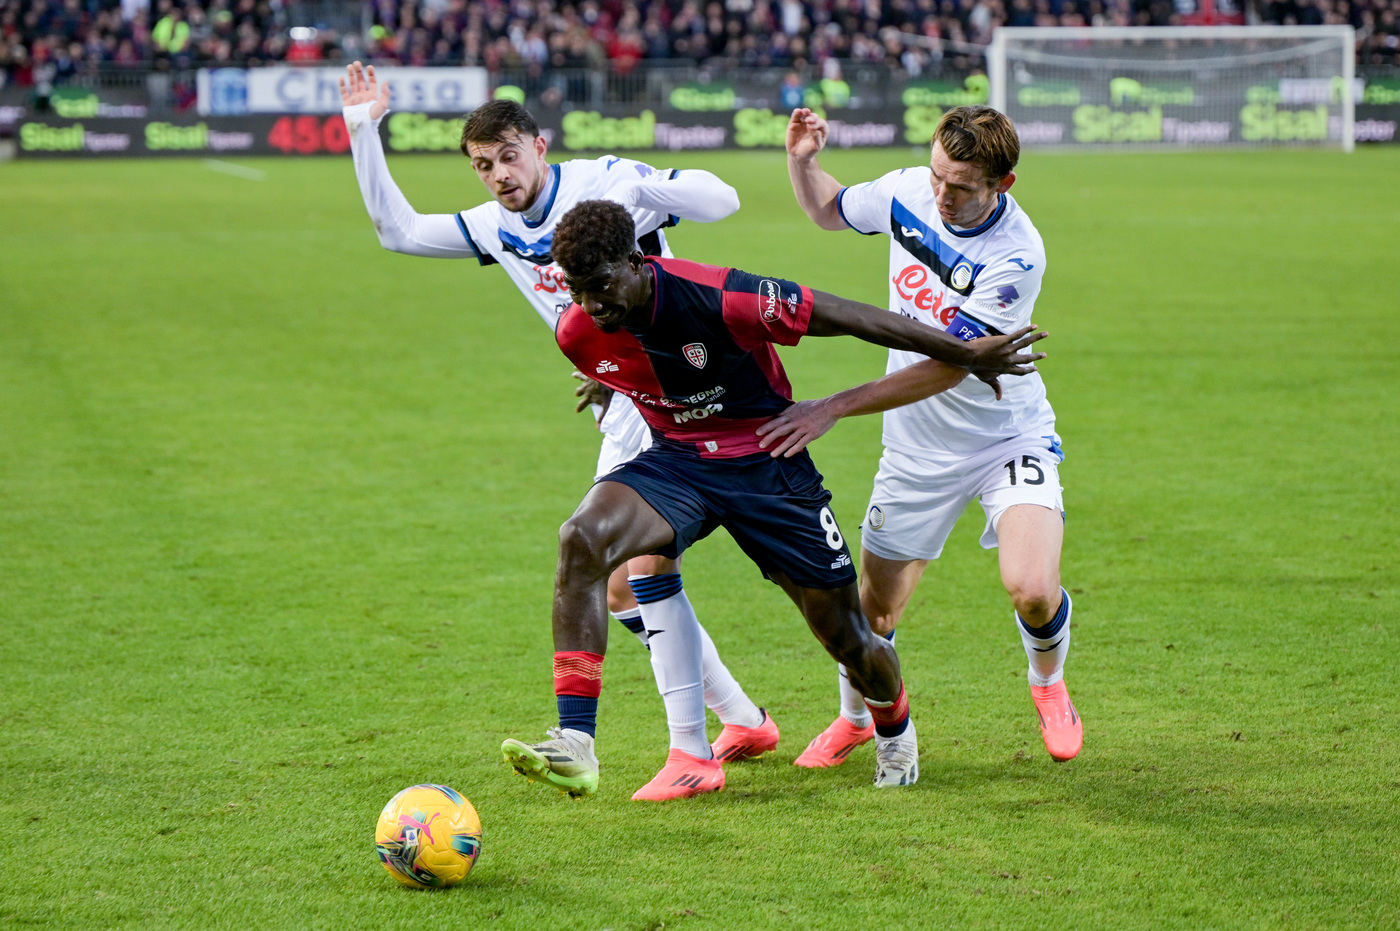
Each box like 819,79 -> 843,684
501,199 -> 1047,798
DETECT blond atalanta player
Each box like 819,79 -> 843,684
769,104 -> 1082,768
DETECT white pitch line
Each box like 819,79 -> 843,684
203,159 -> 266,180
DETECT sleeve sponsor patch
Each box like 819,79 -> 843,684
945,309 -> 991,341
757,277 -> 802,323
720,269 -> 812,348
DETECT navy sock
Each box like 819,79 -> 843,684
557,695 -> 598,737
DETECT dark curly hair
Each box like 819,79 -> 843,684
552,200 -> 636,279
459,99 -> 541,155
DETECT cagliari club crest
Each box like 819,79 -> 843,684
683,342 -> 707,368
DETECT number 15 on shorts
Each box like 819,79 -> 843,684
1003,455 -> 1045,486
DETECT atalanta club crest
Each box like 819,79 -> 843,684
683,342 -> 707,368
951,261 -> 974,291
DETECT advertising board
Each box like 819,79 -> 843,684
15,99 -> 1399,158
197,66 -> 488,116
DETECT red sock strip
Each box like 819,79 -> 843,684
553,651 -> 604,698
864,683 -> 909,729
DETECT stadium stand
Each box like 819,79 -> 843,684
1,0 -> 1395,99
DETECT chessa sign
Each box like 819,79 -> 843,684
198,67 -> 487,116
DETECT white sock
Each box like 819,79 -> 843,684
611,606 -> 649,647
838,630 -> 893,727
1017,588 -> 1071,687
837,665 -> 873,726
631,576 -> 713,758
698,623 -> 763,728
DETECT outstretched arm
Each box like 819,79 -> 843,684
805,288 -> 1046,394
340,62 -> 477,259
786,108 -> 846,231
610,169 -> 740,224
756,361 -> 966,457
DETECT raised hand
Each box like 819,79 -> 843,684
786,108 -> 829,160
964,326 -> 1049,400
338,61 -> 390,120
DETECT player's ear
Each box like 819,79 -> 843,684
534,133 -> 548,161
996,171 -> 1016,195
628,250 -> 645,271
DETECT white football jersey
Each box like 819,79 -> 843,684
838,169 -> 1055,459
458,157 -> 680,330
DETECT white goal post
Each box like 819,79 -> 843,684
987,26 -> 1357,151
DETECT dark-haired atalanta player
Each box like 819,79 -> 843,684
500,199 -> 1047,799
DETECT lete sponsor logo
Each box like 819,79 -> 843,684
892,265 -> 958,325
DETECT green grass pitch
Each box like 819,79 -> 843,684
2,143 -> 1398,929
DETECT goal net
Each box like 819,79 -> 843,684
987,26 -> 1356,151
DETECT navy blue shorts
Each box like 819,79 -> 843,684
600,439 -> 857,590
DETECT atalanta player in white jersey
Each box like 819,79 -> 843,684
769,105 -> 1083,767
500,199 -> 1046,798
337,63 -> 780,793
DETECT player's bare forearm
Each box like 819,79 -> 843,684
756,361 -> 966,458
787,158 -> 844,230
807,289 -> 976,365
806,289 -> 1048,378
829,361 -> 967,417
786,109 -> 845,230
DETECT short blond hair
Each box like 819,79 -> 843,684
934,106 -> 1020,182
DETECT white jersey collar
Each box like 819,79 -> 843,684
943,193 -> 1009,238
521,163 -> 561,228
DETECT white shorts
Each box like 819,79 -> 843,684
594,394 -> 652,480
859,432 -> 1064,562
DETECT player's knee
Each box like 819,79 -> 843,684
558,515 -> 612,582
1007,577 -> 1061,624
626,553 -> 677,576
858,595 -> 900,637
826,621 -> 885,671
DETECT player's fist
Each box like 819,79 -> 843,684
339,61 -> 390,120
786,108 -> 828,160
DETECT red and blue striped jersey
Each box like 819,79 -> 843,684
555,256 -> 814,459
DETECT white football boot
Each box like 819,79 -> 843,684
872,720 -> 919,788
501,727 -> 600,798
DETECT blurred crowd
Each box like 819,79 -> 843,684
2,0 -> 1397,91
